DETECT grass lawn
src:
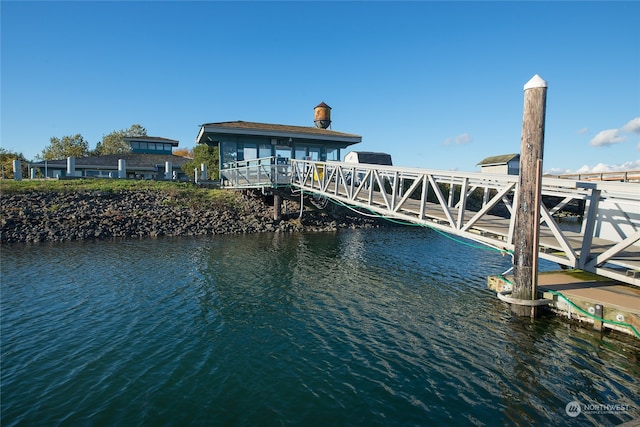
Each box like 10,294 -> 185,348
0,178 -> 241,209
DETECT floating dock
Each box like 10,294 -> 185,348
488,270 -> 640,339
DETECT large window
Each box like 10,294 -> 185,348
308,146 -> 322,161
129,141 -> 173,153
295,146 -> 307,160
243,143 -> 257,161
326,148 -> 339,161
259,144 -> 272,159
221,141 -> 237,166
276,146 -> 291,160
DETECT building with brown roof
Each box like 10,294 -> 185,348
30,136 -> 190,180
195,103 -> 362,171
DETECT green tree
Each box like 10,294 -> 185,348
182,145 -> 219,180
93,124 -> 147,156
0,148 -> 28,179
38,134 -> 89,160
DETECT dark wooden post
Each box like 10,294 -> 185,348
273,193 -> 282,221
513,75 -> 547,317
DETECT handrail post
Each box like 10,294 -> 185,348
578,186 -> 601,269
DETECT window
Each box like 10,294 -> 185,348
243,144 -> 257,160
221,141 -> 237,166
295,146 -> 307,160
326,148 -> 339,161
276,146 -> 291,160
259,144 -> 272,159
308,146 -> 321,161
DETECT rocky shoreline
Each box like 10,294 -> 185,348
0,189 -> 387,243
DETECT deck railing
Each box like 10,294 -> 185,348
289,159 -> 640,287
217,157 -> 640,286
220,156 -> 291,188
555,170 -> 640,182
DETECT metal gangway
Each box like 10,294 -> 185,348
220,157 -> 640,287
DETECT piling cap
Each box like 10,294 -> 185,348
524,74 -> 547,90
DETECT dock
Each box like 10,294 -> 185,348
488,270 -> 640,338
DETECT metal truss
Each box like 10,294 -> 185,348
289,159 -> 640,287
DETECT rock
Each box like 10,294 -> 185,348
0,188 -> 387,243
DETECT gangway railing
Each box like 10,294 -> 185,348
290,159 -> 640,287
220,156 -> 291,189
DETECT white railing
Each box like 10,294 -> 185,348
290,159 -> 640,287
556,170 -> 640,182
221,156 -> 291,188
218,157 -> 640,286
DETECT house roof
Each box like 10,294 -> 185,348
31,153 -> 191,170
123,136 -> 179,146
196,120 -> 361,145
477,153 -> 520,166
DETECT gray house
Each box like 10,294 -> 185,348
195,103 -> 362,187
477,153 -> 520,175
30,136 -> 190,180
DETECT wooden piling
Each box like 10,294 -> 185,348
512,75 -> 547,317
273,193 -> 282,221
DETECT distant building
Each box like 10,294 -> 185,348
30,136 -> 190,180
344,151 -> 393,166
122,136 -> 179,155
477,153 -> 520,175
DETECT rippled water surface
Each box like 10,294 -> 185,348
2,228 -> 639,426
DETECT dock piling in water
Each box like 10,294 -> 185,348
512,74 -> 548,317
274,193 -> 282,221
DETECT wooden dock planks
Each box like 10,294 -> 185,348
489,270 -> 640,338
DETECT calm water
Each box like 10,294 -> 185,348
1,228 -> 639,426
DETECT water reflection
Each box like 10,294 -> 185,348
1,231 -> 638,426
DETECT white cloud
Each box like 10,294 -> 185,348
547,159 -> 640,175
545,167 -> 573,175
589,117 -> 640,147
576,127 -> 588,135
589,129 -> 626,147
444,133 -> 472,146
622,117 -> 640,134
574,160 -> 640,174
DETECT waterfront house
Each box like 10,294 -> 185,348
195,103 -> 362,187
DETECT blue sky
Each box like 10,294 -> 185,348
2,1 -> 639,174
